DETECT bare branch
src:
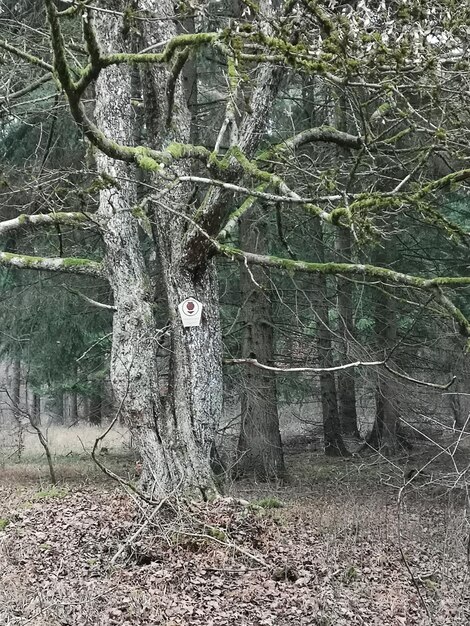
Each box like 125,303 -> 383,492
0,74 -> 52,105
62,284 -> 116,311
225,358 -> 455,390
225,357 -> 384,373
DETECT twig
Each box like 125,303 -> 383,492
110,495 -> 170,565
62,284 -> 116,311
177,530 -> 268,567
88,414 -> 161,506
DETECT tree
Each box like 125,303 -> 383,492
1,0 -> 470,498
237,203 -> 285,479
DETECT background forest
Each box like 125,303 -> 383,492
1,0 -> 469,478
1,1 -> 470,625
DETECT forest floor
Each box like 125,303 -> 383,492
0,433 -> 469,625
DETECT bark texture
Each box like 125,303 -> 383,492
367,288 -> 401,454
237,207 -> 285,480
93,0 -> 222,499
336,228 -> 360,437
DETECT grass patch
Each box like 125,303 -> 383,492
32,485 -> 69,500
253,496 -> 284,509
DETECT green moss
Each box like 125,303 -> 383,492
131,205 -> 146,219
136,154 -> 161,172
0,518 -> 9,531
382,127 -> 411,145
342,565 -> 359,584
205,526 -> 227,541
131,205 -> 152,236
371,102 -> 392,121
253,496 -> 284,509
166,142 -> 209,161
330,207 -> 349,225
33,485 -> 69,500
99,172 -> 120,188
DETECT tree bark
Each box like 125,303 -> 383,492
32,393 -> 41,426
367,287 -> 401,454
10,358 -> 21,417
69,390 -> 78,425
93,1 -> 222,499
237,206 -> 285,480
335,227 -> 360,438
88,393 -> 102,426
54,392 -> 65,425
333,91 -> 360,438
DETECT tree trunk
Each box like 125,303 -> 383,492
93,2 -> 222,499
32,393 -> 41,427
88,393 -> 102,426
69,391 -> 78,425
312,219 -> 350,457
10,358 -> 21,417
237,206 -> 285,480
335,227 -> 360,438
54,392 -> 65,425
367,287 -> 401,454
333,90 -> 360,439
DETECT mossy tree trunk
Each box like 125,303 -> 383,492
92,2 -> 222,500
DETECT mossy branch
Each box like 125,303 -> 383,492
259,126 -> 363,160
218,245 -> 470,343
101,32 -> 219,68
82,7 -> 101,66
44,0 -> 74,92
219,245 -> 470,291
0,212 -> 95,236
0,252 -> 104,277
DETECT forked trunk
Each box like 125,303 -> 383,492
94,2 -> 222,499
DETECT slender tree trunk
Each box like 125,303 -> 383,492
69,388 -> 78,425
335,228 -> 360,438
367,287 -> 400,454
237,206 -> 285,480
10,359 -> 24,459
89,393 -> 102,426
313,219 -> 349,457
32,393 -> 41,427
55,392 -> 65,425
333,92 -> 360,438
10,358 -> 21,416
